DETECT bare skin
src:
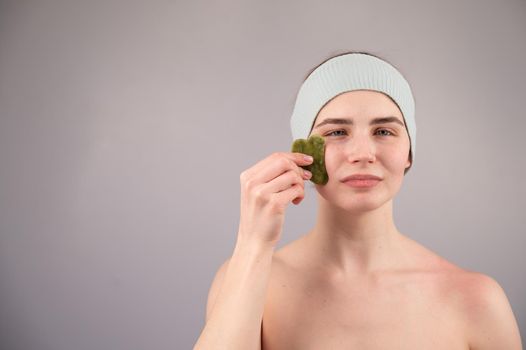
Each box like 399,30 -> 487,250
262,230 -> 471,349
196,89 -> 522,350
259,90 -> 522,349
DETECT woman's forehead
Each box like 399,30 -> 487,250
321,90 -> 401,113
315,92 -> 404,125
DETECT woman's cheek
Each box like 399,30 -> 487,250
323,143 -> 341,181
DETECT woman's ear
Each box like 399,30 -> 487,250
406,150 -> 412,169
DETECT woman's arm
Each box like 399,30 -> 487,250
193,239 -> 274,350
194,152 -> 311,349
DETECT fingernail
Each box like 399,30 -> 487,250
304,170 -> 312,178
304,155 -> 313,162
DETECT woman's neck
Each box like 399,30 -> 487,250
306,197 -> 408,277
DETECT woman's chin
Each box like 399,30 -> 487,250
340,199 -> 383,213
317,189 -> 388,212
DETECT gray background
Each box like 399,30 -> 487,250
1,0 -> 525,349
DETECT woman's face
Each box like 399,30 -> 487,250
308,90 -> 411,212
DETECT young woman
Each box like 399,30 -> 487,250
194,52 -> 522,349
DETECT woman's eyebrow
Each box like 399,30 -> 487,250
313,116 -> 404,129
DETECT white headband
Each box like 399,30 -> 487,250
290,53 -> 416,165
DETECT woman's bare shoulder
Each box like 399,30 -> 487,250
443,266 -> 522,348
403,236 -> 522,347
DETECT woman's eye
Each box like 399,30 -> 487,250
324,129 -> 394,137
376,129 -> 394,136
325,129 -> 347,137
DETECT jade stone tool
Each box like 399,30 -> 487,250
291,134 -> 329,185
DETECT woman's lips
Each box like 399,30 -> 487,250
340,174 -> 383,188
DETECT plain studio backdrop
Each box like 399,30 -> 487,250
1,0 -> 525,349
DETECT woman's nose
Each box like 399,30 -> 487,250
345,134 -> 376,164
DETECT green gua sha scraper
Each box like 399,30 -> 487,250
291,134 -> 329,185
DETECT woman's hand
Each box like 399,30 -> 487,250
236,152 -> 313,248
